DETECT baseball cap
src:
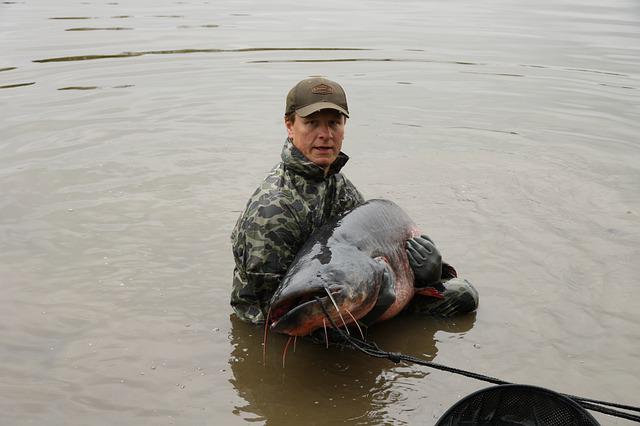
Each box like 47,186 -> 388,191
285,77 -> 349,118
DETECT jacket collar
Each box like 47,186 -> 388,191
281,138 -> 349,180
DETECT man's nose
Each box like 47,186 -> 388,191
318,122 -> 332,138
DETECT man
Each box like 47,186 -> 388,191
231,77 -> 477,325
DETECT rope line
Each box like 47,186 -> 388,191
315,302 -> 640,423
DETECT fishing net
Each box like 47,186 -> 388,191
436,384 -> 600,425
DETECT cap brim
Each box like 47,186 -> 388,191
296,101 -> 349,118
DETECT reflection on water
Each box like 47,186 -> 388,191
229,313 -> 476,424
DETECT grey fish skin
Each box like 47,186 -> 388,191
268,199 -> 421,336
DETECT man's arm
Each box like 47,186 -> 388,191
231,196 -> 302,324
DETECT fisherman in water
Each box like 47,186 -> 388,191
231,77 -> 478,325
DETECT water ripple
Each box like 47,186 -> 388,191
461,71 -> 524,77
599,83 -> 635,90
248,58 -> 481,65
177,24 -> 219,29
449,126 -> 519,135
32,47 -> 370,63
57,86 -> 99,91
65,27 -> 133,31
566,67 -> 627,77
0,82 -> 35,89
49,16 -> 94,20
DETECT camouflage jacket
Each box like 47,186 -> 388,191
230,138 -> 365,324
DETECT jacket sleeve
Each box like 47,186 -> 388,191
230,194 -> 302,324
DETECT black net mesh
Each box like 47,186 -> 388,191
436,384 -> 600,426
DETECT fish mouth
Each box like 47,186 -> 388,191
269,286 -> 343,336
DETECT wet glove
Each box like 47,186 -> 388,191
406,235 -> 442,287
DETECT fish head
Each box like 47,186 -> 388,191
268,253 -> 386,336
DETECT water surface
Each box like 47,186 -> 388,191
1,0 -> 639,424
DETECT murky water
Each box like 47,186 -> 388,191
2,0 -> 639,424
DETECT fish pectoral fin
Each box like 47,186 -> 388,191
360,257 -> 397,326
415,281 -> 446,299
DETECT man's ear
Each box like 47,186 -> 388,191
284,117 -> 294,139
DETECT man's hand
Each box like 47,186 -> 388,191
406,235 -> 442,287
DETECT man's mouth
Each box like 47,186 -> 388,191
313,146 -> 334,154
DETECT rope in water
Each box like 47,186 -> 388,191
315,301 -> 640,423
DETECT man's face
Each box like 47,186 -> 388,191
285,109 -> 346,171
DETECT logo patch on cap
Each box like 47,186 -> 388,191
311,84 -> 334,95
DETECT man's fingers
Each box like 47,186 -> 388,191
406,244 -> 423,265
416,235 -> 435,251
410,237 -> 433,257
407,240 -> 427,258
418,234 -> 435,244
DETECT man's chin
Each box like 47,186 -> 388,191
311,158 -> 335,169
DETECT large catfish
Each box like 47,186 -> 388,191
268,199 -> 443,336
